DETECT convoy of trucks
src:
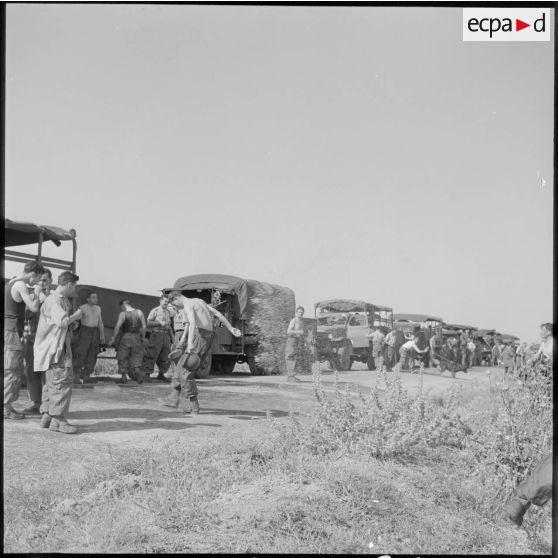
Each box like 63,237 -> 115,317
4,218 -> 520,377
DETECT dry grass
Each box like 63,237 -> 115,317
4,366 -> 552,554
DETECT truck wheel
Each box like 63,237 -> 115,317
366,353 -> 376,371
247,356 -> 263,376
335,341 -> 352,371
218,357 -> 236,374
196,353 -> 212,379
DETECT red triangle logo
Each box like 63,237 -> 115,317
516,19 -> 530,32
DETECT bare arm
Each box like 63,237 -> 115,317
180,304 -> 197,352
110,312 -> 126,345
287,317 -> 304,337
13,282 -> 42,313
98,311 -> 105,343
208,306 -> 241,337
138,311 -> 147,341
147,308 -> 164,328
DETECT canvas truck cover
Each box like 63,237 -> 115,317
71,284 -> 160,337
169,274 -> 295,321
393,313 -> 444,324
5,219 -> 76,247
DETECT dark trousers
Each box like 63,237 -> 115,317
385,346 -> 397,370
172,328 -> 214,398
143,330 -> 172,376
504,454 -> 553,524
74,326 -> 100,378
23,339 -> 44,405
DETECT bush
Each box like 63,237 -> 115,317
269,367 -> 473,460
463,369 -> 552,500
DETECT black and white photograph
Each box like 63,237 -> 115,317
3,2 -> 554,554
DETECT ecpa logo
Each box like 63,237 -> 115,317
463,8 -> 550,41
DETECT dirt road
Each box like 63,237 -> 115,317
4,364 -> 493,453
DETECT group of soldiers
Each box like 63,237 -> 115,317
4,261 -> 241,432
335,323 -> 550,380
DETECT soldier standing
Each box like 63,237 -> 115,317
142,294 -> 173,383
22,269 -> 53,415
74,291 -> 105,383
34,271 -> 82,433
285,306 -> 306,382
4,261 -> 46,420
109,300 -> 147,384
367,326 -> 386,371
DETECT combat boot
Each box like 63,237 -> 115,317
40,413 -> 52,428
23,403 -> 41,414
50,418 -> 78,434
502,499 -> 528,527
4,408 -> 25,420
163,388 -> 180,408
190,396 -> 200,415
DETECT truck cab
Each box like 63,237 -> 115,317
314,299 -> 393,370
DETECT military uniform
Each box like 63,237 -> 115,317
143,305 -> 173,380
4,280 -> 26,417
116,310 -> 145,381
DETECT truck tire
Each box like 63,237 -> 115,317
196,353 -> 212,379
247,356 -> 263,376
217,357 -> 236,374
335,340 -> 352,371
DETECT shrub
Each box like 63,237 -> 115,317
269,366 -> 473,460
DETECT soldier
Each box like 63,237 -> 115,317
398,335 -> 429,372
429,329 -> 444,368
74,291 -> 105,384
384,327 -> 405,371
22,269 -> 53,415
530,323 -> 553,378
108,300 -> 147,385
367,326 -> 385,371
466,337 -> 477,368
503,454 -> 552,527
491,340 -> 502,367
142,294 -> 173,383
458,331 -> 469,368
285,306 -> 306,382
439,336 -> 467,378
501,342 -> 516,375
164,291 -> 241,414
4,261 -> 46,420
34,271 -> 82,433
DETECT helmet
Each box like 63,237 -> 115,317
183,352 -> 201,371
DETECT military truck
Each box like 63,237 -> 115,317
393,313 -> 445,339
5,218 -> 77,275
314,299 -> 393,371
164,274 -> 295,378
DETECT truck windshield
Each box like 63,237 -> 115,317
317,314 -> 348,326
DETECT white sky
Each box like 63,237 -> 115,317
5,5 -> 554,343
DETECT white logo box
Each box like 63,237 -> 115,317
463,8 -> 551,42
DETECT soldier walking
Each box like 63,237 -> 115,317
109,300 -> 147,384
164,291 -> 241,414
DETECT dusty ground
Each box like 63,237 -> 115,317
4,363 -> 494,475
